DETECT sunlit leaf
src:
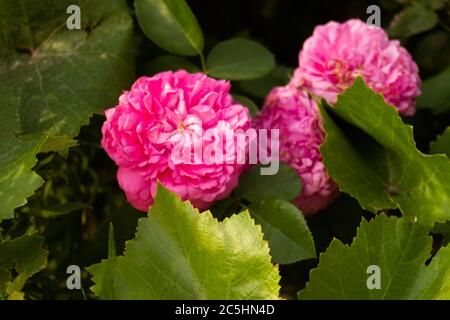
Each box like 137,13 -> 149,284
320,77 -> 450,227
299,215 -> 450,299
88,184 -> 280,299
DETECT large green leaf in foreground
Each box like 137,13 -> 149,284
88,184 -> 281,299
298,215 -> 450,299
0,84 -> 45,221
0,0 -> 135,139
0,235 -> 48,299
320,78 -> 450,228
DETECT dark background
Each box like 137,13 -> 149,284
188,0 -> 449,78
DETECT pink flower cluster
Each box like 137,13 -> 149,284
101,70 -> 251,212
291,19 -> 421,115
254,86 -> 340,214
254,19 -> 420,214
101,19 -> 421,215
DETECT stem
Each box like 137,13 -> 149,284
199,51 -> 207,73
236,200 -> 249,211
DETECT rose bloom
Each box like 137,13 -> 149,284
290,19 -> 421,115
254,85 -> 340,214
101,70 -> 251,212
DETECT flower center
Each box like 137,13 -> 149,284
327,59 -> 358,89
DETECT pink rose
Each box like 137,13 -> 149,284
102,70 -> 251,212
254,85 -> 340,214
290,19 -> 421,115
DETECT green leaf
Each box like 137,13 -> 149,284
135,0 -> 204,56
0,268 -> 9,295
0,134 -> 45,221
28,202 -> 90,218
94,206 -> 143,255
88,184 -> 280,299
39,137 -> 79,154
320,77 -> 450,228
143,55 -> 200,75
249,199 -> 315,265
0,83 -> 46,221
417,67 -> 450,115
235,163 -> 302,202
415,31 -> 450,75
233,94 -> 259,117
206,38 -> 275,80
0,235 -> 48,298
0,235 -> 48,277
430,127 -> 450,157
0,82 -> 20,136
0,0 -> 135,139
99,224 -> 117,300
417,0 -> 445,10
298,215 -> 450,299
239,65 -> 293,99
389,3 -> 439,37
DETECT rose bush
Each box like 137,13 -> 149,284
0,0 -> 449,302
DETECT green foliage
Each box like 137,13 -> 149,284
433,222 -> 450,246
431,127 -> 450,156
0,134 -> 45,221
249,199 -> 316,265
27,202 -> 90,219
0,0 -> 449,301
235,163 -> 302,202
232,94 -> 260,116
135,0 -> 204,56
206,38 -> 275,80
39,137 -> 79,154
0,84 -> 46,221
228,163 -> 316,266
417,67 -> 450,115
389,3 -> 439,37
416,0 -> 445,11
239,65 -> 293,99
88,184 -> 281,299
320,77 -> 450,228
0,0 -> 135,139
0,235 -> 48,299
98,224 -> 117,300
143,55 -> 200,75
298,215 -> 450,300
